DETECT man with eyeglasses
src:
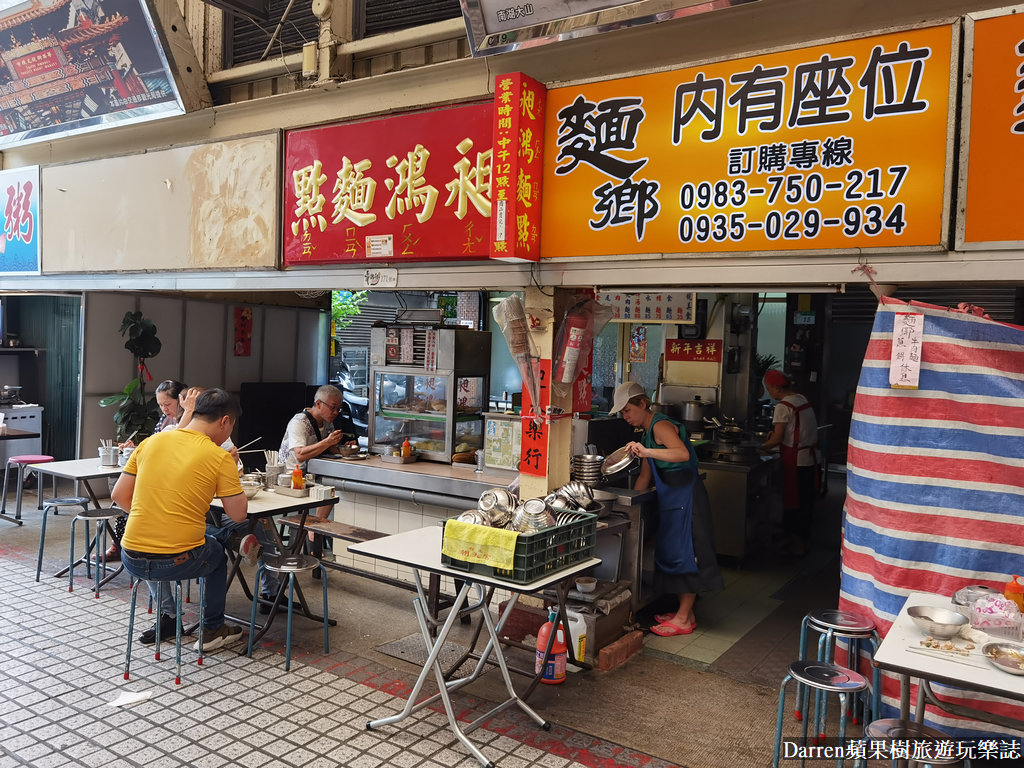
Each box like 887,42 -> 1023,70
279,384 -> 357,474
278,386 -> 357,563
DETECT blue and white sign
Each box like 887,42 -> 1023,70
0,166 -> 40,274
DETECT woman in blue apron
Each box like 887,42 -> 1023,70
610,382 -> 723,637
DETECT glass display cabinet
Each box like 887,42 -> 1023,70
368,326 -> 491,463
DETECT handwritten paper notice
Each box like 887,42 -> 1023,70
890,312 -> 923,389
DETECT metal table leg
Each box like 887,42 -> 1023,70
367,573 -> 549,768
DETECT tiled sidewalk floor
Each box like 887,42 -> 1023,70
0,555 -> 676,768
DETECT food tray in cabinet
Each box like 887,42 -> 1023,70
440,512 -> 596,584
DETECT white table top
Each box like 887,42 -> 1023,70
30,458 -> 124,480
875,591 -> 1024,703
210,487 -> 339,518
349,525 -> 601,593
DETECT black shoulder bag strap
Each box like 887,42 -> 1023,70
301,410 -> 323,442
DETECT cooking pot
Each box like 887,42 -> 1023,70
679,396 -> 716,424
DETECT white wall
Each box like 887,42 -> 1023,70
82,292 -> 325,454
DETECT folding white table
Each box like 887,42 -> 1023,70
32,458 -> 125,586
874,591 -> 1024,731
350,525 -> 600,768
210,488 -> 339,644
30,457 -> 123,509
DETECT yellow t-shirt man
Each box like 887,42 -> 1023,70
120,428 -> 243,554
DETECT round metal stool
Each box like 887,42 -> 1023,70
0,454 -> 54,525
124,578 -> 206,685
797,608 -> 881,734
860,718 -> 968,767
35,496 -> 90,582
69,507 -> 126,596
247,553 -> 329,671
774,660 -> 868,768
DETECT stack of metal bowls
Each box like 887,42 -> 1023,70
510,498 -> 556,533
571,454 -> 604,486
479,487 -> 517,528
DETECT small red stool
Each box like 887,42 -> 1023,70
0,454 -> 54,526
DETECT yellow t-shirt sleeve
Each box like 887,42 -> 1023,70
216,452 -> 244,499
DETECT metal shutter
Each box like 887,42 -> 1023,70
228,0 -> 318,67
362,0 -> 461,37
830,285 -> 1022,324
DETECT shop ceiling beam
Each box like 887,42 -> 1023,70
149,0 -> 213,112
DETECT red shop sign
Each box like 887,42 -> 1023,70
284,102 -> 493,265
665,339 -> 723,363
519,359 -> 551,477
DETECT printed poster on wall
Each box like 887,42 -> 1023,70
284,103 -> 494,265
541,24 -> 955,257
958,10 -> 1024,248
0,166 -> 39,274
0,0 -> 184,150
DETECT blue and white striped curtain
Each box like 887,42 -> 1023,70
840,296 -> 1024,736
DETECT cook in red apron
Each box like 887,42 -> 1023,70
762,370 -> 818,554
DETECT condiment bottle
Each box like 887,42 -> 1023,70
291,465 -> 304,490
401,438 -> 411,458
1005,576 -> 1024,612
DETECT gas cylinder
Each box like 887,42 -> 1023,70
535,610 -> 567,685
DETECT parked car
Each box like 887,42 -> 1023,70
330,363 -> 368,438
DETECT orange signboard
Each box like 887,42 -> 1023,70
960,11 -> 1024,247
541,25 -> 955,257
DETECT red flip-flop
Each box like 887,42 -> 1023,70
650,622 -> 697,637
654,613 -> 675,624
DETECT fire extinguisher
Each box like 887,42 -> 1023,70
554,314 -> 587,386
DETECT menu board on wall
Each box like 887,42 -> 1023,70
598,291 -> 696,322
541,24 -> 956,257
283,103 -> 493,265
958,10 -> 1024,248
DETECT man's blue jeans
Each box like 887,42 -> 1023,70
122,536 -> 228,630
206,513 -> 280,598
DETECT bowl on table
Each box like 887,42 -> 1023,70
575,577 -> 597,593
240,480 -> 262,500
982,641 -> 1024,675
908,605 -> 968,639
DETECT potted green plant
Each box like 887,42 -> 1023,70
99,311 -> 163,442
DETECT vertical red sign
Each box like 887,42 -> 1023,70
519,359 -> 551,477
490,72 -> 546,262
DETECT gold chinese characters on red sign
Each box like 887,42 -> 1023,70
490,72 -> 546,262
283,103 -> 494,265
666,339 -> 723,363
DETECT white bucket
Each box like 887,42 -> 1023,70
566,610 -> 587,664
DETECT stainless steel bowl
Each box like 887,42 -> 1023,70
982,641 -> 1024,675
908,605 -> 969,639
511,498 -> 556,532
240,480 -> 262,500
456,509 -> 490,526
